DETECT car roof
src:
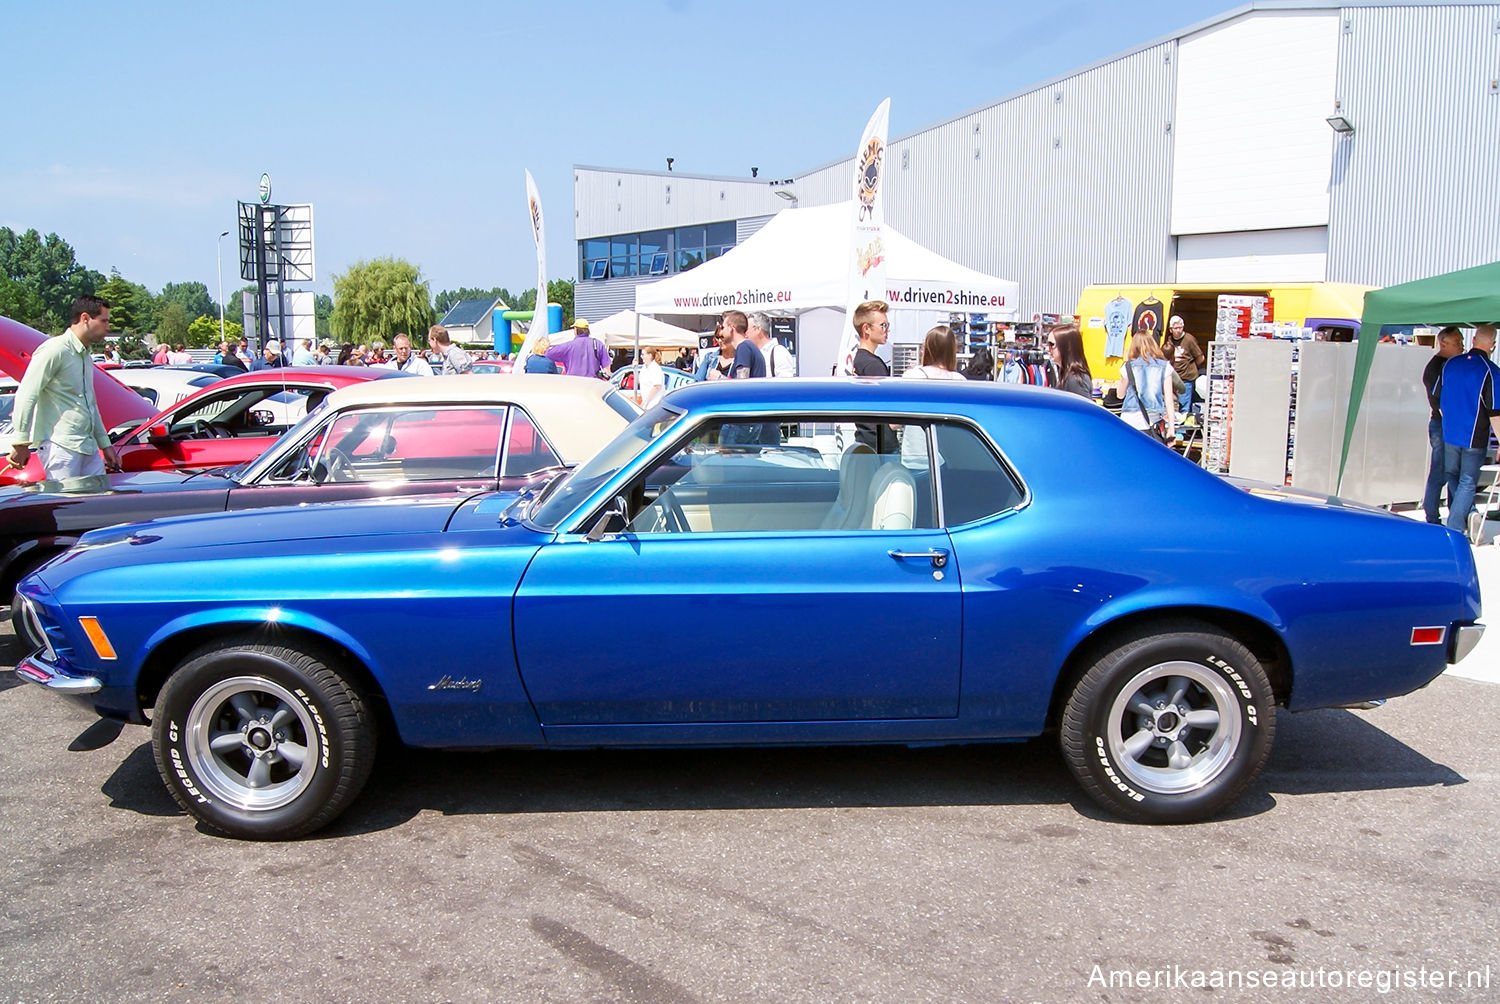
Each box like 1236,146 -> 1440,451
318,373 -> 631,465
662,376 -> 1094,416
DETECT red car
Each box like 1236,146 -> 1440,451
2,314 -> 403,487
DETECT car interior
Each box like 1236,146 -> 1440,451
623,418 -> 1022,535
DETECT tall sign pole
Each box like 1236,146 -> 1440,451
255,174 -> 273,352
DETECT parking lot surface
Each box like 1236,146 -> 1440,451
2,619 -> 1498,1002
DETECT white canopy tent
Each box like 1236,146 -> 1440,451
587,309 -> 701,350
633,201 -> 1019,375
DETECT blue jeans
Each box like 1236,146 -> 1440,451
1177,381 -> 1194,417
1444,444 -> 1485,532
1422,419 -> 1446,524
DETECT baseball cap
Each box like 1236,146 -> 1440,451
573,318 -> 589,330
265,339 -> 281,352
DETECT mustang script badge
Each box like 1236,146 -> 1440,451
427,675 -> 483,693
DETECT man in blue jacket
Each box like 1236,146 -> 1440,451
1437,324 -> 1500,535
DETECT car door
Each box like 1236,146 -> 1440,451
224,403 -> 510,508
513,417 -> 962,725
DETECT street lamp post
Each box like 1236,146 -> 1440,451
216,230 -> 231,346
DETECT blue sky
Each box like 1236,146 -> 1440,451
1,0 -> 1234,303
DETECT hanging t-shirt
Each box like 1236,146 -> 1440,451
1104,296 -> 1131,358
1132,297 -> 1165,338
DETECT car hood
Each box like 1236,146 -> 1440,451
77,492 -> 484,552
0,466 -> 222,506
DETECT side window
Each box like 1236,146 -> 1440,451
502,410 -> 562,477
268,407 -> 507,483
934,423 -> 1023,525
626,418 -> 935,534
168,387 -> 314,438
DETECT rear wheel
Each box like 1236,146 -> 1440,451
152,640 -> 375,839
1060,621 -> 1275,823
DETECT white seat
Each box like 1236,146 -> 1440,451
867,462 -> 916,531
820,443 -> 877,530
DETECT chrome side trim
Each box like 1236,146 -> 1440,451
15,656 -> 102,695
1450,623 -> 1485,665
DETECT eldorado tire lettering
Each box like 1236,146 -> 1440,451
1094,736 -> 1145,802
293,687 -> 331,768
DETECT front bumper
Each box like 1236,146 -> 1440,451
15,653 -> 102,694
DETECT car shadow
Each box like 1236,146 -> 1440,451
93,706 -> 1466,839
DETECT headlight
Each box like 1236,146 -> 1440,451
18,594 -> 57,661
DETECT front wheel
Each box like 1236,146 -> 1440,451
152,640 -> 375,839
1060,622 -> 1275,823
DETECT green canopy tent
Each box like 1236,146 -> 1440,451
1339,260 -> 1500,493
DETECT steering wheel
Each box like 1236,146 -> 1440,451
652,491 -> 689,534
321,447 -> 354,483
189,419 -> 235,440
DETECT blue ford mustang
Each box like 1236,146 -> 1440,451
14,379 -> 1484,838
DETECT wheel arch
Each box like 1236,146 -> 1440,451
1044,605 -> 1292,732
134,622 -> 397,743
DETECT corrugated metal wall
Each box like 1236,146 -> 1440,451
1327,4 -> 1500,284
642,45 -> 1179,319
575,168 -> 788,237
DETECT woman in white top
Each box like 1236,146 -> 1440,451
637,347 -> 667,408
901,325 -> 965,466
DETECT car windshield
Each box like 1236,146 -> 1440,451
235,393 -> 336,483
529,403 -> 682,529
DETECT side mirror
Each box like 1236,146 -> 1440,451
146,423 -> 171,442
585,495 -> 630,542
249,409 -> 275,428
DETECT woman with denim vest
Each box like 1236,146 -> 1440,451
1116,330 -> 1176,442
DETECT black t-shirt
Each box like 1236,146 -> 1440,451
1423,352 -> 1447,421
852,347 -> 889,377
732,339 -> 766,378
851,347 -> 895,452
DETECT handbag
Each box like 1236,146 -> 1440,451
1125,361 -> 1173,443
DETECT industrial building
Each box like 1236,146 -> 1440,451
574,1 -> 1499,334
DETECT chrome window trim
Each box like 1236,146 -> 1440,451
553,406 -> 1030,536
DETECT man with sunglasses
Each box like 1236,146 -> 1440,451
849,300 -> 896,452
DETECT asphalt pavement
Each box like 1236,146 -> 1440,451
1,545 -> 1498,1001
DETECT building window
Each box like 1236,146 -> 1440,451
580,221 -> 738,280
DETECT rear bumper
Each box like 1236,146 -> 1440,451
1450,623 -> 1485,665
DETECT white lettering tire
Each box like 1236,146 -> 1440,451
152,640 -> 375,840
1060,621 -> 1276,823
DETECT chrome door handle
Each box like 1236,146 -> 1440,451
888,548 -> 948,568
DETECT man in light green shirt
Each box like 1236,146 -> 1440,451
9,294 -> 121,478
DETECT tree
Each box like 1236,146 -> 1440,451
329,258 -> 434,344
0,227 -> 104,332
433,286 -> 508,316
547,279 -> 576,326
314,294 -> 333,339
157,301 -> 191,347
159,281 -> 217,325
224,284 -> 256,327
97,268 -> 156,334
187,314 -> 243,348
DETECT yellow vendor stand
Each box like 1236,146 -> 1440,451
1076,282 -> 1372,382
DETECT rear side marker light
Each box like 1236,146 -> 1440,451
78,616 -> 118,660
1410,626 -> 1446,646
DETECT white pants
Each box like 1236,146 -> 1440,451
39,441 -> 105,480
